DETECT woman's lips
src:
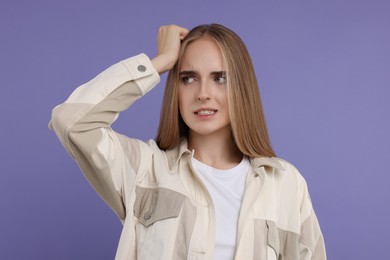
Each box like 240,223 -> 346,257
194,109 -> 217,115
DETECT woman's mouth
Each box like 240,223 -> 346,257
194,110 -> 217,115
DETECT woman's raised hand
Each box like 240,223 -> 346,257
151,25 -> 189,75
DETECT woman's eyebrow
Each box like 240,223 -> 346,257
210,71 -> 226,77
179,71 -> 226,76
179,70 -> 198,76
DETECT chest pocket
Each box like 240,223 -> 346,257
133,187 -> 191,259
134,187 -> 186,227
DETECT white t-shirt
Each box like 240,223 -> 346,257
191,156 -> 250,260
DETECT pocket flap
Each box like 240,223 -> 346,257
134,187 -> 186,227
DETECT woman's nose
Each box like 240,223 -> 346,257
196,80 -> 211,101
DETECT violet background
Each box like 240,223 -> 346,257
1,0 -> 389,259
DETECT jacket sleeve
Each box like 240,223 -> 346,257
49,54 -> 160,221
298,180 -> 327,260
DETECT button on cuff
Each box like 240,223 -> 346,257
137,65 -> 146,72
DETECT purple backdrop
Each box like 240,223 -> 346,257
1,0 -> 389,259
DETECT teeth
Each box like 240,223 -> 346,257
197,110 -> 215,115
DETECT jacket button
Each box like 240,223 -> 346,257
137,65 -> 146,72
144,211 -> 152,220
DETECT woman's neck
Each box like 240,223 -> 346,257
188,129 -> 243,170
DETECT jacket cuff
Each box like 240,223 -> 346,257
120,53 -> 160,95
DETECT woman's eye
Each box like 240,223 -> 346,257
181,76 -> 195,84
214,76 -> 226,84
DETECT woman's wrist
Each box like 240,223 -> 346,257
151,54 -> 176,75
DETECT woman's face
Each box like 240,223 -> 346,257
178,37 -> 231,138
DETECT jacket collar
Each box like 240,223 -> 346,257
166,138 -> 192,169
166,138 -> 284,171
249,157 -> 284,171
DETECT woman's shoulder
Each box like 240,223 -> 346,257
136,138 -> 188,169
252,156 -> 308,184
274,157 -> 301,174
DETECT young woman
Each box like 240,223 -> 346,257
50,24 -> 326,260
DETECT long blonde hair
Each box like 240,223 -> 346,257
156,24 -> 276,158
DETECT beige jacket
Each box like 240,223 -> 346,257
49,54 -> 326,260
